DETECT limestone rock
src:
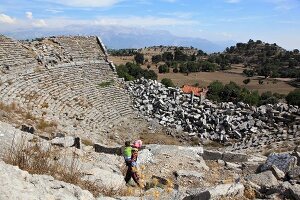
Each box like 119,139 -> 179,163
270,165 -> 285,180
246,171 -> 279,188
287,166 -> 300,181
184,183 -> 244,200
82,168 -> 124,190
261,153 -> 297,173
175,170 -> 203,179
0,161 -> 94,200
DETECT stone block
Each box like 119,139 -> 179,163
223,152 -> 248,163
94,143 -> 122,155
203,150 -> 222,160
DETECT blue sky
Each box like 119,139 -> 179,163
0,0 -> 300,49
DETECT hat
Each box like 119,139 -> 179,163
132,140 -> 142,148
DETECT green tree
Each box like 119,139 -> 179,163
221,81 -> 241,102
174,49 -> 188,61
161,78 -> 175,87
158,64 -> 169,73
286,89 -> 300,106
207,81 -> 224,102
134,53 -> 144,64
151,55 -> 162,64
162,52 -> 173,61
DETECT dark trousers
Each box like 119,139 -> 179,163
125,165 -> 140,185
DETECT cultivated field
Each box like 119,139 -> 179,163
109,56 -> 296,95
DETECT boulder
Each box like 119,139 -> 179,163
246,171 -> 279,188
183,183 -> 244,200
261,153 -> 297,173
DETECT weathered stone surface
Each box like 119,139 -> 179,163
287,166 -> 300,181
270,165 -> 285,180
175,170 -> 203,179
51,136 -> 75,147
0,121 -> 34,157
184,183 -> 244,200
246,171 -> 279,188
261,153 -> 297,173
289,184 -> 300,200
82,168 -> 125,190
0,161 -> 94,200
203,150 -> 222,160
223,152 -> 248,162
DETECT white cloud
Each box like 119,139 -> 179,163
32,19 -> 47,27
46,9 -> 63,14
225,0 -> 241,3
92,16 -> 197,27
0,13 -> 16,24
41,0 -> 122,7
26,12 -> 33,19
266,0 -> 300,10
163,0 -> 177,2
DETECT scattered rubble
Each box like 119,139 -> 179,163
126,78 -> 300,149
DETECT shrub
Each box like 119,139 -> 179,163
286,89 -> 300,106
117,62 -> 157,81
98,80 -> 115,88
243,78 -> 251,85
173,67 -> 179,73
161,78 -> 175,88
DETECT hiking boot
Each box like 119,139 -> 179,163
125,180 -> 136,187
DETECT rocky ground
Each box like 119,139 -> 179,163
1,120 -> 300,200
0,78 -> 299,199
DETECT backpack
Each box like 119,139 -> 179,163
123,146 -> 132,164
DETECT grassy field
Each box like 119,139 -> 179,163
109,56 -> 296,95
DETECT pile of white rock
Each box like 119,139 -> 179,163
126,78 -> 300,147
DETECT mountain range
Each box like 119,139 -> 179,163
3,25 -> 236,53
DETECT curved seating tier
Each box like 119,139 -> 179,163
0,35 -> 134,135
0,35 -> 37,71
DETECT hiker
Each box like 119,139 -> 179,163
124,140 -> 143,187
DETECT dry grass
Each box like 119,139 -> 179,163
36,118 -> 57,131
41,102 -> 49,108
110,55 -> 295,95
140,131 -> 181,145
3,137 -> 127,197
81,138 -> 94,146
244,185 -> 256,199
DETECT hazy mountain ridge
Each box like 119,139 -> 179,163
2,25 -> 235,53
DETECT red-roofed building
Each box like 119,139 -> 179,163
182,85 -> 208,98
